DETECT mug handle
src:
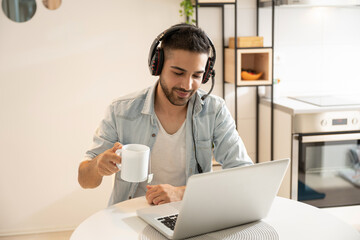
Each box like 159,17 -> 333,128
115,149 -> 122,169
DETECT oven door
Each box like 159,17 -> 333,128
295,132 -> 360,208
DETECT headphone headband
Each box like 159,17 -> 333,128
148,27 -> 183,69
148,24 -> 216,84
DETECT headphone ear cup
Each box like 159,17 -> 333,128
202,58 -> 214,84
150,48 -> 164,76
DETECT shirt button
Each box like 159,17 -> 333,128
152,133 -> 156,137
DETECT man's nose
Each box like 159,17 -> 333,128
182,74 -> 193,90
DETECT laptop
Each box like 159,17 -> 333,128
136,158 -> 290,239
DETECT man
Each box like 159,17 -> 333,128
78,24 -> 253,206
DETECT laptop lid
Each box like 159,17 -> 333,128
137,158 -> 290,239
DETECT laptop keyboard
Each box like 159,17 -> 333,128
157,214 -> 178,231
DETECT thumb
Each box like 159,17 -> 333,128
112,142 -> 122,153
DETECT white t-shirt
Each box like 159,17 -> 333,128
134,118 -> 187,197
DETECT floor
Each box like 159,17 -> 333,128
0,231 -> 73,240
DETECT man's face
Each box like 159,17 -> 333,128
159,49 -> 209,106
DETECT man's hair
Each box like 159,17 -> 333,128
161,24 -> 211,55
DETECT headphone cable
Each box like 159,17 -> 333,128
192,94 -> 203,174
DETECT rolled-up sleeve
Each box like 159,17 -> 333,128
83,103 -> 119,161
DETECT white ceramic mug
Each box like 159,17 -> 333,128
115,144 -> 150,182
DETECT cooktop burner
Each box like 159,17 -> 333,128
290,95 -> 360,107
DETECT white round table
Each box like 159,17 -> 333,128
70,197 -> 360,240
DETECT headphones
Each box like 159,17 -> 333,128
148,24 -> 216,85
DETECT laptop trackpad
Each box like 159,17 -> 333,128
168,201 -> 181,211
137,201 -> 182,219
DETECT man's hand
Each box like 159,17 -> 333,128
96,142 -> 122,176
146,184 -> 186,205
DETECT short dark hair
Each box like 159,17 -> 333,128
161,24 -> 211,55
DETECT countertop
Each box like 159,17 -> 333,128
260,96 -> 360,115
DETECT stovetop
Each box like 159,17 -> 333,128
289,95 -> 360,107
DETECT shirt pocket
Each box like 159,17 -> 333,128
196,139 -> 213,171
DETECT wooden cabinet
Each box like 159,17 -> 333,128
259,101 -> 292,198
225,48 -> 272,86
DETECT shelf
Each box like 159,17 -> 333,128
196,0 -> 276,163
198,0 -> 235,3
229,36 -> 264,49
225,48 -> 273,86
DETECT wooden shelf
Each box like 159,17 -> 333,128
198,0 -> 235,3
225,48 -> 273,86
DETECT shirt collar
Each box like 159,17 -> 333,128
191,90 -> 205,116
141,81 -> 158,116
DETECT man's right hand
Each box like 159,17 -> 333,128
96,142 -> 122,176
78,142 -> 122,189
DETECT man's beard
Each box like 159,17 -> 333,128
159,77 -> 195,106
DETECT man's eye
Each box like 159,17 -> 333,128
193,75 -> 202,79
174,72 -> 183,76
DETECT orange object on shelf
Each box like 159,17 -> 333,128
241,71 -> 263,80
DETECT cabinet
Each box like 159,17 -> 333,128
225,48 -> 272,86
195,0 -> 276,163
259,100 -> 292,198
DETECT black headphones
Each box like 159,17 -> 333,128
148,24 -> 216,85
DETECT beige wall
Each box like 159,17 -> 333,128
0,1 -> 257,235
0,0 -> 183,235
4,0 -> 358,236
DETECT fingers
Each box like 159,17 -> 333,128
96,143 -> 123,176
147,191 -> 166,205
152,195 -> 169,205
97,157 -> 119,176
146,185 -> 157,204
146,185 -> 161,204
111,143 -> 122,165
112,142 -> 122,153
145,185 -> 170,205
101,143 -> 122,167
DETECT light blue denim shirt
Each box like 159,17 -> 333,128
84,81 -> 253,206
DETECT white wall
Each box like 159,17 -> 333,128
0,0 -> 182,235
259,6 -> 360,96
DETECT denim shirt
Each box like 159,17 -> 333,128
84,82 -> 253,206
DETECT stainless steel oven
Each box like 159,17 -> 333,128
290,102 -> 360,208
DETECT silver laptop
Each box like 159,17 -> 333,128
137,158 -> 290,239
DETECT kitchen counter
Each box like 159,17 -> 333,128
259,95 -> 360,226
260,96 -> 360,115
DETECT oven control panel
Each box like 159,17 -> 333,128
293,111 -> 360,133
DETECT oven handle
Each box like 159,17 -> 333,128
302,133 -> 360,143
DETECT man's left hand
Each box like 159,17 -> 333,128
146,184 -> 185,205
